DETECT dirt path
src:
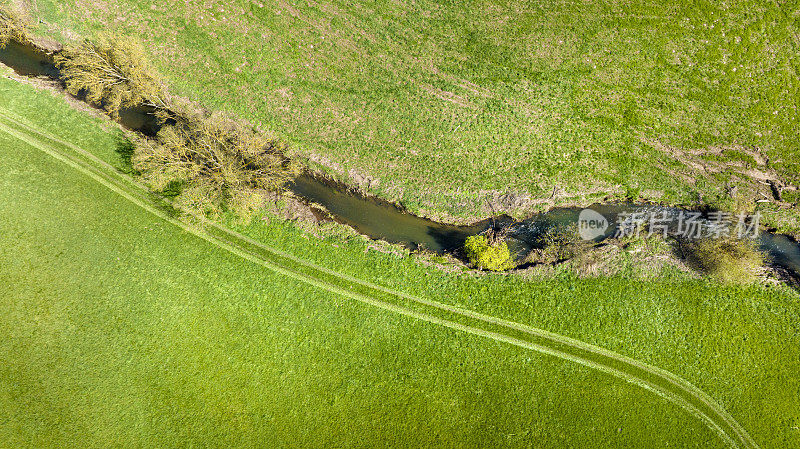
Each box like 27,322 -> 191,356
0,109 -> 758,449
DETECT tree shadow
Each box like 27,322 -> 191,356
427,226 -> 472,253
110,129 -> 183,219
112,129 -> 137,174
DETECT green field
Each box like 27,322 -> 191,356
26,0 -> 800,229
0,79 -> 721,448
1,70 -> 800,447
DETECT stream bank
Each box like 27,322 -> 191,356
2,39 -> 799,287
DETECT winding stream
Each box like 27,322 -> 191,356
2,42 -> 799,282
291,175 -> 800,276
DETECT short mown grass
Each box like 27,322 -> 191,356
1,71 -> 799,447
24,0 -> 800,232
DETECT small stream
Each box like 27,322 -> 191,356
3,42 -> 799,282
291,175 -> 800,276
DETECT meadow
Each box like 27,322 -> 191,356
1,71 -> 799,447
0,77 -> 723,448
25,0 -> 800,231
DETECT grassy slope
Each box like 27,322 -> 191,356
0,92 -> 727,448
28,0 -> 800,227
1,74 -> 799,446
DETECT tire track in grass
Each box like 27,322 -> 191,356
0,109 -> 757,449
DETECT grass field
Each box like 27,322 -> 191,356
4,135 -> 735,448
23,0 -> 800,229
0,82 -> 726,448
1,71 -> 800,446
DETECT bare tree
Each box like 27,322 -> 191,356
484,198 -> 512,245
132,110 -> 302,219
0,6 -> 30,48
55,34 -> 169,117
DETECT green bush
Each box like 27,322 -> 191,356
464,235 -> 515,271
683,236 -> 765,284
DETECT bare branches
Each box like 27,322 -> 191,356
483,198 -> 512,245
54,34 -> 168,117
0,6 -> 30,48
46,30 -> 301,220
132,110 -> 302,219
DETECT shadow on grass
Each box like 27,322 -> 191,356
112,129 -> 184,219
113,130 -> 137,174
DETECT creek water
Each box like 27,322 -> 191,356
290,178 -> 800,277
2,43 -> 799,281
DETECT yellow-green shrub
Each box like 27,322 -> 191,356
464,235 -> 515,271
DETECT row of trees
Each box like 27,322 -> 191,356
55,34 -> 301,220
1,3 -> 301,221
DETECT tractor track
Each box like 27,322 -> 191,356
0,109 -> 758,448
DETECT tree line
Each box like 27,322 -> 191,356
2,5 -> 300,221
